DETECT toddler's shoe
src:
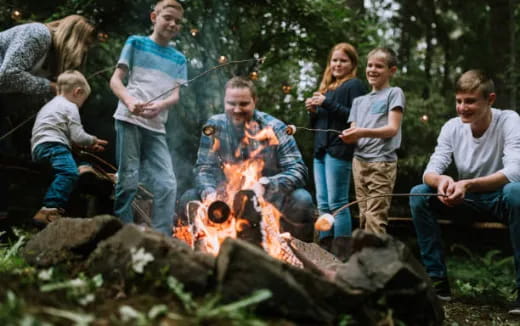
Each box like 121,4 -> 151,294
32,207 -> 63,228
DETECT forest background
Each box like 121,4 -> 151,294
1,0 -> 519,213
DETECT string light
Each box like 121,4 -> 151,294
97,32 -> 109,42
420,114 -> 429,122
249,71 -> 259,80
218,56 -> 228,64
281,84 -> 292,94
190,28 -> 199,37
11,9 -> 22,21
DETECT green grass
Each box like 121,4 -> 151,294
447,244 -> 516,304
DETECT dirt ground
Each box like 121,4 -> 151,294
442,299 -> 520,325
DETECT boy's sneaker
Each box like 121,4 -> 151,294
431,277 -> 452,302
509,289 -> 520,315
32,207 -> 63,228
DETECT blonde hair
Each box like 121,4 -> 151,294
318,42 -> 359,93
154,0 -> 184,14
456,70 -> 495,98
57,70 -> 91,96
367,47 -> 398,68
46,15 -> 95,76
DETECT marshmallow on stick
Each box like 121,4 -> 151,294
314,213 -> 334,231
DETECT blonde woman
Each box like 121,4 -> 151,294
305,42 -> 367,239
0,15 -> 95,95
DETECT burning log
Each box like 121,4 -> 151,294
233,190 -> 263,247
207,200 -> 231,223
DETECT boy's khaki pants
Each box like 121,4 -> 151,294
352,158 -> 397,234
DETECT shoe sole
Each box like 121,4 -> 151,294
509,308 -> 520,315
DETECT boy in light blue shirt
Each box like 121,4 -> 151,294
110,0 -> 187,236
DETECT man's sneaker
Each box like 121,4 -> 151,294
32,207 -> 63,228
509,289 -> 520,315
431,277 -> 452,302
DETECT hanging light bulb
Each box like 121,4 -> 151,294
249,71 -> 259,80
218,56 -> 228,64
11,9 -> 22,21
190,28 -> 199,37
420,114 -> 429,123
282,84 -> 292,94
97,32 -> 109,42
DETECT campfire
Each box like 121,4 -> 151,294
174,122 -> 303,267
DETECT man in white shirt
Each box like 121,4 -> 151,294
409,70 -> 520,313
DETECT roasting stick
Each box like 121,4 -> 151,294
285,124 -> 341,135
142,57 -> 265,106
314,193 -> 462,231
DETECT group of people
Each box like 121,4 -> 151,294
1,0 -> 520,314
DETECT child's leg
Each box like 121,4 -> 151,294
324,154 -> 352,237
114,121 -> 142,224
140,129 -> 176,236
352,158 -> 369,230
364,161 -> 397,234
33,143 -> 79,209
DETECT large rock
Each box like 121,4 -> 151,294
334,230 -> 444,325
85,224 -> 215,294
23,215 -> 123,267
215,238 -> 368,324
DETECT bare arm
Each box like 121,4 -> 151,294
109,66 -> 143,114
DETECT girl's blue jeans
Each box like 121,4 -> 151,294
114,120 -> 176,236
33,142 -> 79,209
410,182 -> 520,287
313,153 -> 353,238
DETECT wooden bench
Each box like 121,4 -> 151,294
388,217 -> 507,230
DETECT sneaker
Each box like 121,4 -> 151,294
32,207 -> 63,228
431,277 -> 452,302
509,289 -> 520,315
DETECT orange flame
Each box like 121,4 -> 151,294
174,124 -> 302,266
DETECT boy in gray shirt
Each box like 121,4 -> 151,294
31,70 -> 108,226
339,47 -> 405,234
410,70 -> 520,309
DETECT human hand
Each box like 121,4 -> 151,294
311,92 -> 326,106
202,189 -> 217,203
442,180 -> 468,207
140,101 -> 167,119
126,97 -> 145,115
89,138 -> 108,152
339,127 -> 361,144
305,98 -> 317,113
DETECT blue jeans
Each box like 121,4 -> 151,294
114,120 -> 177,236
33,142 -> 79,209
313,154 -> 352,238
410,183 -> 520,287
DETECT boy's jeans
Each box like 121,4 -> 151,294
410,182 -> 520,287
313,154 -> 352,238
114,120 -> 176,236
33,142 -> 79,209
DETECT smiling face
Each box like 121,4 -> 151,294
330,50 -> 354,80
455,90 -> 495,125
366,52 -> 396,91
224,87 -> 256,127
151,6 -> 183,45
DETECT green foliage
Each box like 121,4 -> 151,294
167,275 -> 271,325
0,229 -> 31,273
447,245 -> 515,304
